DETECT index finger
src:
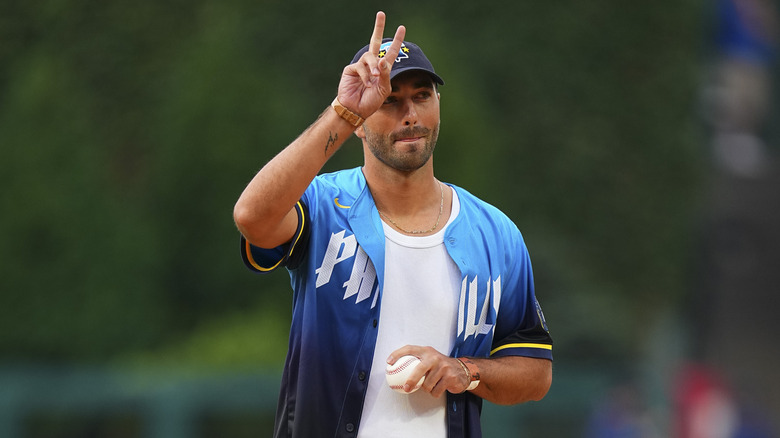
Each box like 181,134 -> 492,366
387,345 -> 425,365
379,25 -> 406,66
368,11 -> 387,55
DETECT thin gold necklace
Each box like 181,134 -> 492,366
378,182 -> 444,235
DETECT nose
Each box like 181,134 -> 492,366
401,99 -> 418,126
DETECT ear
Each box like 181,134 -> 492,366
355,125 -> 366,139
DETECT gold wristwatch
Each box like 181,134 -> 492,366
331,97 -> 364,128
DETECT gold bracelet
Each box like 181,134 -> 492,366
331,97 -> 365,128
457,357 -> 481,391
456,358 -> 471,380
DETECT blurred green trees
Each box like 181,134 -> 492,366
0,0 -> 705,367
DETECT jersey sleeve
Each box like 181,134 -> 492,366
239,200 -> 311,273
490,231 -> 553,360
490,296 -> 553,360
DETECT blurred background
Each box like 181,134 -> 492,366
1,0 -> 778,436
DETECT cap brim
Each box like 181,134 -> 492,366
390,66 -> 445,86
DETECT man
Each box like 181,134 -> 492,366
233,12 -> 553,438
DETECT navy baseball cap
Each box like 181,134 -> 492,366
351,38 -> 445,86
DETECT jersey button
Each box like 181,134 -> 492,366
346,423 -> 355,433
358,371 -> 366,381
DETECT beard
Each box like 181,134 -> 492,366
363,122 -> 440,172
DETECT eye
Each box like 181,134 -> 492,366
414,91 -> 432,101
383,96 -> 398,105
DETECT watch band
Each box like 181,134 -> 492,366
457,357 -> 481,391
331,97 -> 365,128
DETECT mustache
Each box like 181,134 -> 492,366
391,127 -> 430,141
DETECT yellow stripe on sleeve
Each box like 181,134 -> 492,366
244,239 -> 284,272
243,201 -> 307,273
490,343 -> 553,356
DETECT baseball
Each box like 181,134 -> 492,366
386,355 -> 425,394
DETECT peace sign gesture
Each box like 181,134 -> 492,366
337,12 -> 406,122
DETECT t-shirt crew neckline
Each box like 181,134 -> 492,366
380,187 -> 461,247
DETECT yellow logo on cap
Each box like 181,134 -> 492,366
378,42 -> 410,62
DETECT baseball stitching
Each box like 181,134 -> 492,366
387,357 -> 418,375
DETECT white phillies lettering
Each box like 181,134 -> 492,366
315,231 -> 356,287
342,245 -> 377,304
457,276 -> 501,340
315,230 -> 378,306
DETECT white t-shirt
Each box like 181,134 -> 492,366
357,190 -> 462,438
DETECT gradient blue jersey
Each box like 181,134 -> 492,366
240,167 -> 553,438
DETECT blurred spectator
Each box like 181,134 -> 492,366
704,0 -> 778,177
674,364 -> 739,438
673,364 -> 774,438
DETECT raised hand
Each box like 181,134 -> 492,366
337,11 -> 406,121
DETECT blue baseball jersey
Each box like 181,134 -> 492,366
240,167 -> 553,438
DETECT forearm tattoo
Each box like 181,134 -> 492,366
325,131 -> 338,156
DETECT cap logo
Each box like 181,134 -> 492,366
378,42 -> 411,63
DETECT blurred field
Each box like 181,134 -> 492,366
1,0 -> 778,436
